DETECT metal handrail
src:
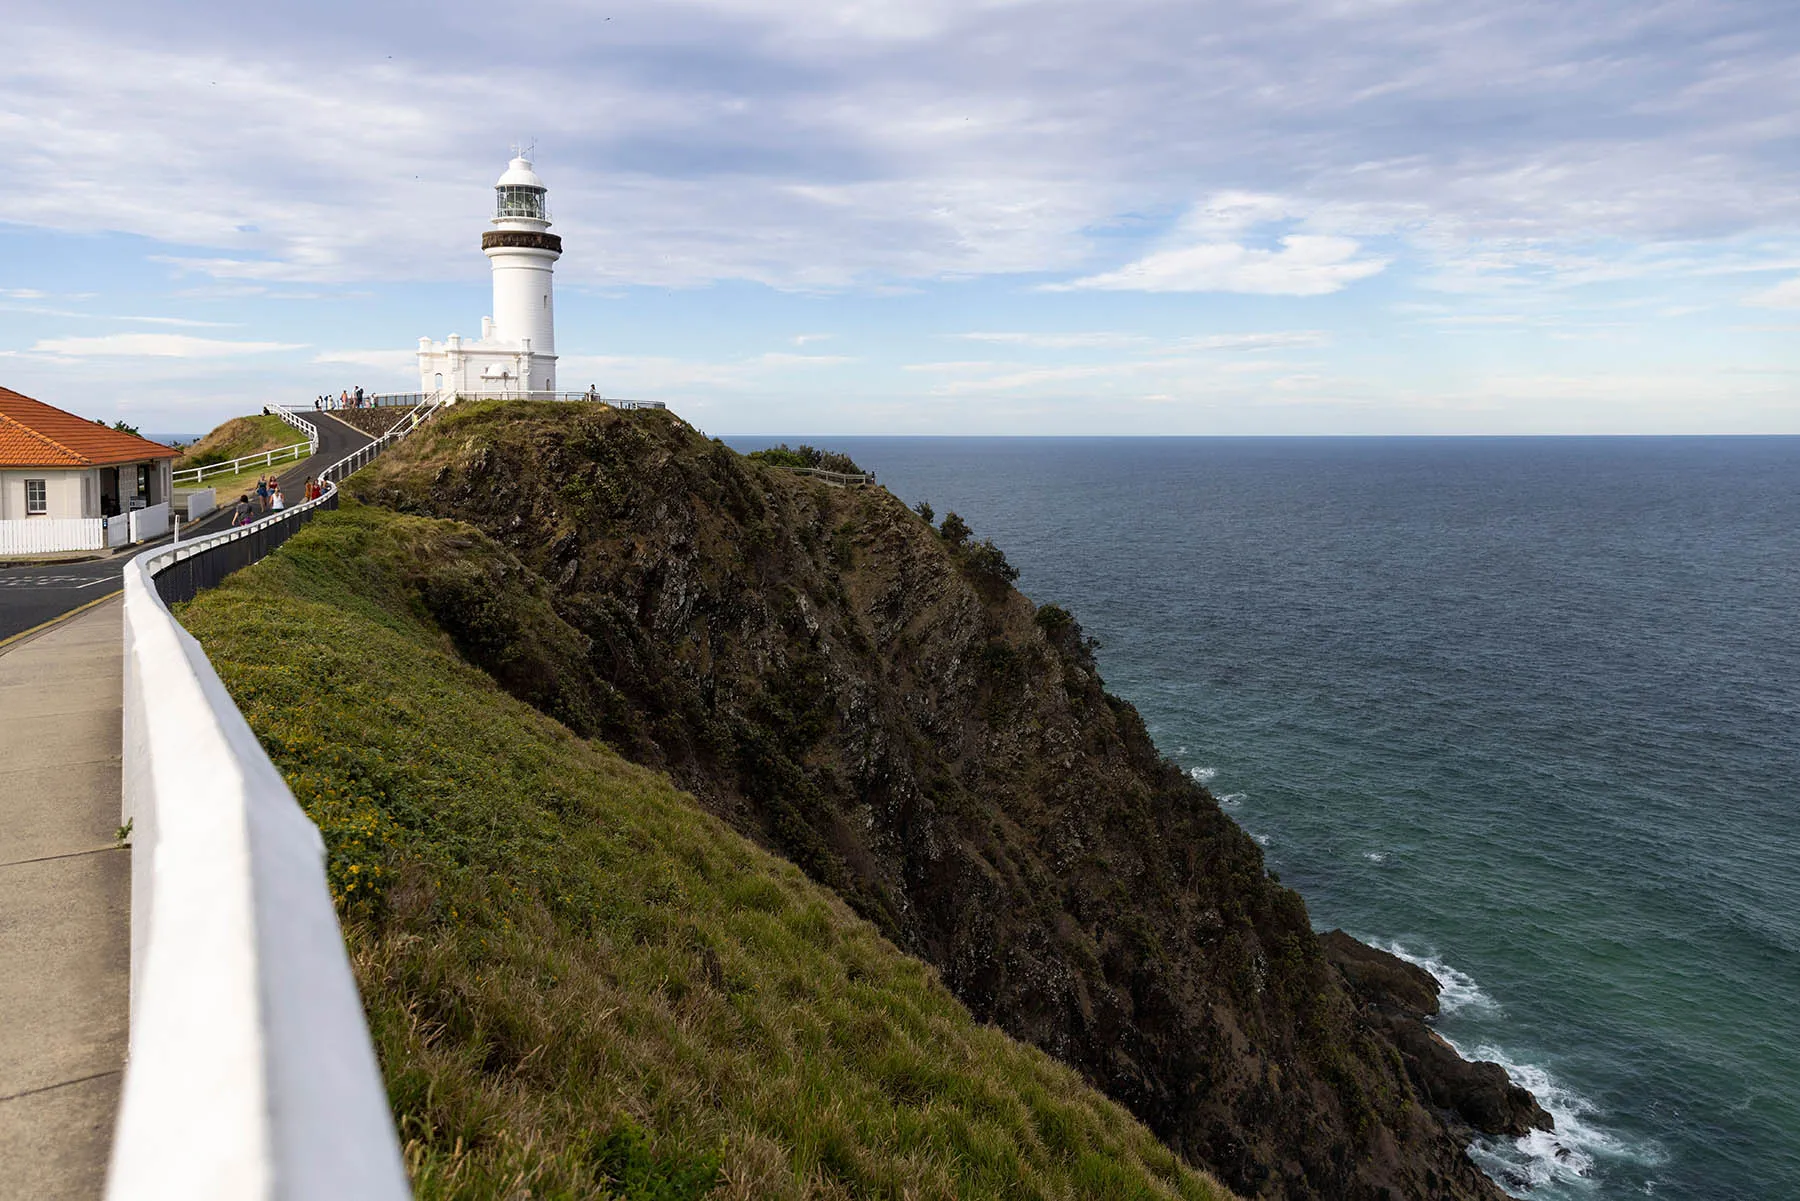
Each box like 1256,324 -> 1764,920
792,467 -> 877,487
366,390 -> 668,410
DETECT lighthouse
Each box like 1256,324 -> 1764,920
417,152 -> 564,399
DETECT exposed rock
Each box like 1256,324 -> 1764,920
1322,931 -> 1553,1140
353,401 -> 1544,1200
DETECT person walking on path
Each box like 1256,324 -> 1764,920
269,484 -> 285,512
255,475 -> 270,513
231,494 -> 253,526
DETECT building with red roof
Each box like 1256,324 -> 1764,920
0,386 -> 177,539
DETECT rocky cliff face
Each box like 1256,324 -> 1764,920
355,402 -> 1535,1200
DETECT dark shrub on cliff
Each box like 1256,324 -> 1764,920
746,442 -> 864,475
960,537 -> 1020,600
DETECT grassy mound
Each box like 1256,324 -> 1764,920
176,500 -> 1233,1201
176,413 -> 303,469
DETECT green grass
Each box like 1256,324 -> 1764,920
175,501 -> 1235,1201
178,413 -> 303,466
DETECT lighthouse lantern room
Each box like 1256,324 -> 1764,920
417,151 -> 564,400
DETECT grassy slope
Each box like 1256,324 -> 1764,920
177,413 -> 303,467
176,501 -> 1235,1201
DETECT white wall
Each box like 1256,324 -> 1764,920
129,502 -> 170,544
0,468 -> 87,520
176,489 -> 217,520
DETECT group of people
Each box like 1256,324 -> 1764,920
229,474 -> 328,527
315,387 -> 369,410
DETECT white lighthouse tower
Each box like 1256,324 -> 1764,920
417,151 -> 563,399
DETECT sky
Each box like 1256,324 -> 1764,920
1,0 -> 1797,436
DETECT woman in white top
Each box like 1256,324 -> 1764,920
269,485 -> 285,511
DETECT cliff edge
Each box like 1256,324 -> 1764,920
349,400 -> 1538,1199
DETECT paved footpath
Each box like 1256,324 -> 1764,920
0,597 -> 129,1200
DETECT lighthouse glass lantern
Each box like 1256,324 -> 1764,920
496,184 -> 547,221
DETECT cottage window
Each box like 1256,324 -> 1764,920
25,479 -> 47,515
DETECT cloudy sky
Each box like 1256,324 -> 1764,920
2,0 -> 1797,435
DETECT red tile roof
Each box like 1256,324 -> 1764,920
0,387 -> 177,468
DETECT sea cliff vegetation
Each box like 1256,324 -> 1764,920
178,503 -> 1233,1201
180,400 -> 1542,1199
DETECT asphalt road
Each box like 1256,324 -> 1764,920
0,557 -> 131,643
0,411 -> 376,644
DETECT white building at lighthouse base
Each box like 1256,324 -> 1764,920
417,320 -> 556,400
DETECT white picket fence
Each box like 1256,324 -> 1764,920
0,516 -> 107,556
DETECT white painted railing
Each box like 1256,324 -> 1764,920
0,516 -> 105,555
106,394 -> 447,1201
172,441 -> 311,486
319,396 -> 446,486
271,404 -> 321,452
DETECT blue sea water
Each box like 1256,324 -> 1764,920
732,435 -> 1800,1201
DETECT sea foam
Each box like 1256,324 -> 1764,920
1378,942 -> 1496,1015
1379,944 -> 1662,1195
1189,765 -> 1218,785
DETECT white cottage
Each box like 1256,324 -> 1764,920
0,386 -> 177,555
417,153 -> 563,400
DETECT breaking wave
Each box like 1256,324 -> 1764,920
1379,944 -> 1663,1196
1378,942 -> 1496,1015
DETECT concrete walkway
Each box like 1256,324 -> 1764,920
0,597 -> 129,1200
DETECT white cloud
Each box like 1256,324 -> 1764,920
955,331 -> 1152,349
1747,277 -> 1800,308
792,333 -> 835,345
1,288 -> 48,299
750,352 -> 858,367
30,334 -> 306,357
312,349 -> 420,374
1180,330 -> 1332,351
1055,235 -> 1389,295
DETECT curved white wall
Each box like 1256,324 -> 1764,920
488,248 -> 557,364
111,509 -> 408,1201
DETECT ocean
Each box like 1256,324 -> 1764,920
730,435 -> 1800,1201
